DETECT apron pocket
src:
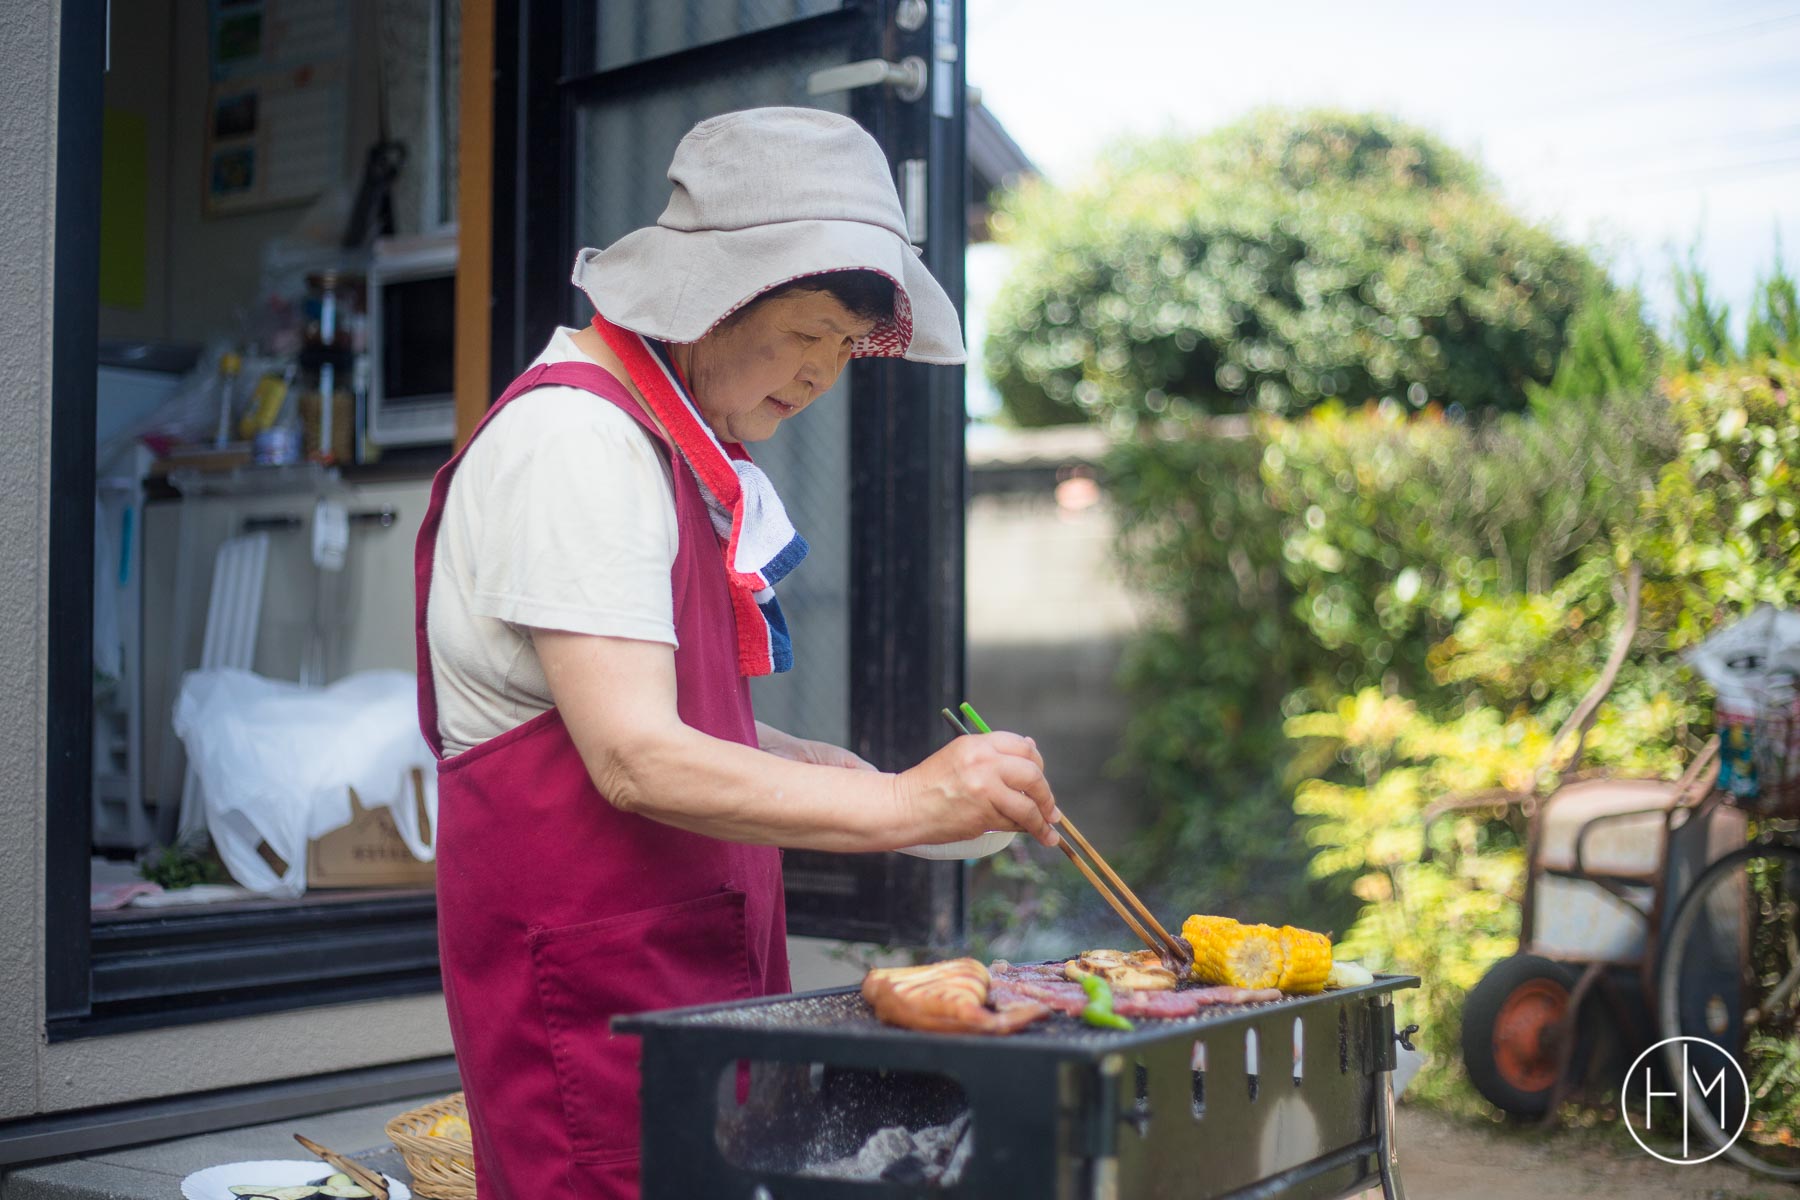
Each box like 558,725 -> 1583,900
527,888 -> 754,1162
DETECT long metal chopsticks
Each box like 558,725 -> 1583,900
941,704 -> 1192,969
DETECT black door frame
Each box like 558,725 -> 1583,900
44,0 -> 106,1031
488,0 -> 970,946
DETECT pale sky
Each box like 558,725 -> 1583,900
962,0 -> 1800,415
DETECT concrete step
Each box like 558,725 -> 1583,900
0,1095 -> 434,1200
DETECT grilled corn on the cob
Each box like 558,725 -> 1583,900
1184,916 -> 1285,989
1276,925 -> 1333,995
1181,914 -> 1333,994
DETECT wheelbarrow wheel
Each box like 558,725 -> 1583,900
1463,953 -> 1589,1117
1655,839 -> 1800,1179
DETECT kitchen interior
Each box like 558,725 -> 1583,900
90,0 -> 461,919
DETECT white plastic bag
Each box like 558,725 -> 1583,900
173,668 -> 437,898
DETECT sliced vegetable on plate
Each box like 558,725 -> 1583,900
181,1160 -> 408,1200
227,1176 -> 375,1200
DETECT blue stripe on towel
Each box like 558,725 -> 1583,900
761,531 -> 809,587
759,595 -> 794,673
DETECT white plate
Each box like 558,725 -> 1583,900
181,1159 -> 411,1200
894,830 -> 1017,860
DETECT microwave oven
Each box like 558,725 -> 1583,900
366,229 -> 457,448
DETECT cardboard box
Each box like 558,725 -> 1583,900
306,771 -> 436,890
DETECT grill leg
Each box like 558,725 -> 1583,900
1375,1070 -> 1407,1200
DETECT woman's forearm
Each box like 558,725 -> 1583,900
601,722 -> 911,852
536,630 -> 912,850
535,629 -> 1058,853
754,720 -> 877,770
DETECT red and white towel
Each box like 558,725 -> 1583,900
592,311 -> 805,676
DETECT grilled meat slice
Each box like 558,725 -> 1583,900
862,958 -> 1050,1035
991,963 -> 1282,1020
996,976 -> 1090,1017
1112,984 -> 1281,1018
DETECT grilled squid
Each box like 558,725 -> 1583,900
861,958 -> 1050,1035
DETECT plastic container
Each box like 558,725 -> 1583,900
299,378 -> 355,464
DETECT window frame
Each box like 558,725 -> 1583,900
44,0 -> 969,1042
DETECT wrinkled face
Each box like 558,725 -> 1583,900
674,289 -> 878,443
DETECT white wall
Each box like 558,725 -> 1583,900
965,434 -> 1155,851
0,0 -> 58,1127
100,0 -> 386,346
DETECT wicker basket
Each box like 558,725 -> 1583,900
385,1092 -> 476,1199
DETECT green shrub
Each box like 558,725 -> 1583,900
1103,391 -> 1672,934
1632,356 -> 1800,620
971,355 -> 1794,1108
1286,569 -> 1698,1101
1744,246 -> 1798,361
981,134 -> 1798,1107
984,109 -> 1621,427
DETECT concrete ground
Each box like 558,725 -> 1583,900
1385,1105 -> 1796,1200
0,1096 -> 425,1199
6,1084 -> 1792,1198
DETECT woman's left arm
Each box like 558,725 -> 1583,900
755,721 -> 877,771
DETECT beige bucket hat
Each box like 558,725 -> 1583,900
572,107 -> 966,365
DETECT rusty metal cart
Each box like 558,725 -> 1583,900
1448,568 -> 1800,1177
1653,734 -> 1800,1178
1440,566 -> 1725,1116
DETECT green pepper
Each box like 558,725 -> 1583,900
1078,972 -> 1135,1031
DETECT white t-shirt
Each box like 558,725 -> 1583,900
427,327 -> 679,756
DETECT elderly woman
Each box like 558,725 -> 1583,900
413,107 -> 1059,1199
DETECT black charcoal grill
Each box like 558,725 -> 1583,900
617,971 -> 1420,1199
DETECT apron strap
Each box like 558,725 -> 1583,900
412,359 -> 668,759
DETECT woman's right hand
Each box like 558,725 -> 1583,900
892,733 -> 1062,849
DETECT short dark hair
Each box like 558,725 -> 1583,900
743,270 -> 895,328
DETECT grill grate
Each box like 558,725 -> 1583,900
621,973 -> 1419,1198
642,982 -> 1302,1047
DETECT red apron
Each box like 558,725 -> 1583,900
413,360 -> 792,1200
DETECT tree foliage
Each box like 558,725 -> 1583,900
1105,327 -> 1799,1104
985,109 -> 1619,427
1745,239 -> 1799,361
1671,244 -> 1736,370
1106,391 -> 1675,936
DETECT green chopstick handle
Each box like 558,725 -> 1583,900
958,702 -> 993,735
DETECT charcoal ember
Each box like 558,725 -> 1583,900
805,1126 -> 915,1179
911,1110 -> 971,1163
801,1112 -> 973,1184
879,1154 -> 930,1184
941,1114 -> 974,1185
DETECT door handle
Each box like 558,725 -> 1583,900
806,56 -> 928,103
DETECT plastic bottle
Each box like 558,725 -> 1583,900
210,351 -> 244,448
239,368 -> 290,439
252,366 -> 303,466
